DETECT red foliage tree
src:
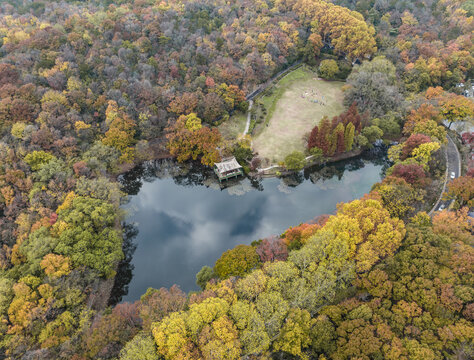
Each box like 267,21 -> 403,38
84,302 -> 141,359
139,285 -> 187,331
342,102 -> 362,132
308,104 -> 362,155
461,132 -> 473,148
167,92 -> 200,115
255,236 -> 288,263
0,64 -> 19,86
390,163 -> 428,187
307,125 -> 319,150
317,116 -> 331,155
336,126 -> 345,154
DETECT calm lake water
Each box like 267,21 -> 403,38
114,150 -> 389,303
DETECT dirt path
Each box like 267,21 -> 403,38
243,100 -> 253,135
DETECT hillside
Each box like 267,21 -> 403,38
0,0 -> 472,359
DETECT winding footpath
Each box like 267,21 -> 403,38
243,60 -> 303,136
428,134 -> 462,215
243,100 -> 253,135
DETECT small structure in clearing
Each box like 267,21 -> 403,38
214,157 -> 243,181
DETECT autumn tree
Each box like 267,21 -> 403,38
403,104 -> 442,136
389,163 -> 428,187
214,245 -> 261,279
323,198 -> 406,272
400,133 -> 432,160
255,236 -> 288,263
439,93 -> 474,128
444,176 -> 474,209
307,126 -> 319,151
166,113 -> 222,166
139,285 -> 187,331
281,222 -> 320,250
371,176 -> 425,219
291,0 -> 377,60
84,303 -> 141,359
102,100 -> 137,163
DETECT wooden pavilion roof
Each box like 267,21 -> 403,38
214,157 -> 242,174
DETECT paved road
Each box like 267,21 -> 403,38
429,135 -> 461,214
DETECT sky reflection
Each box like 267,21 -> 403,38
121,158 -> 386,302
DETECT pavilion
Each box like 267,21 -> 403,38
214,157 -> 243,181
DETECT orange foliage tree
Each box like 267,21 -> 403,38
166,113 -> 222,166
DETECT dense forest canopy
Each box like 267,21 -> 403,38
0,0 -> 472,359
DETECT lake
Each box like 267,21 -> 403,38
114,149 -> 389,303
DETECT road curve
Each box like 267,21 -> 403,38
429,134 -> 461,215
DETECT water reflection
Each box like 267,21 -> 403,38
116,148 -> 389,302
108,223 -> 138,306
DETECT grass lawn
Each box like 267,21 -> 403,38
252,65 -> 344,163
218,111 -> 247,141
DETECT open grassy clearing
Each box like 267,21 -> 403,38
252,65 -> 345,163
218,111 -> 247,141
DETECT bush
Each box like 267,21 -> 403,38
284,151 -> 306,170
309,146 -> 324,162
232,144 -> 253,165
250,156 -> 262,171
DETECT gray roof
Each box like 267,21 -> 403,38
214,157 -> 242,173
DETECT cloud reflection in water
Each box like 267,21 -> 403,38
120,157 -> 387,302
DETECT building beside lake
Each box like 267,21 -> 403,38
214,157 -> 243,181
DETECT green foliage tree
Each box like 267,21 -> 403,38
119,333 -> 159,360
196,266 -> 215,290
214,245 -> 260,279
284,151 -> 305,170
361,125 -> 383,144
24,151 -> 55,171
344,122 -> 355,151
54,193 -> 123,277
319,60 -> 339,80
0,278 -> 14,315
371,112 -> 402,139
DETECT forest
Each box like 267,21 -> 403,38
0,0 -> 473,359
